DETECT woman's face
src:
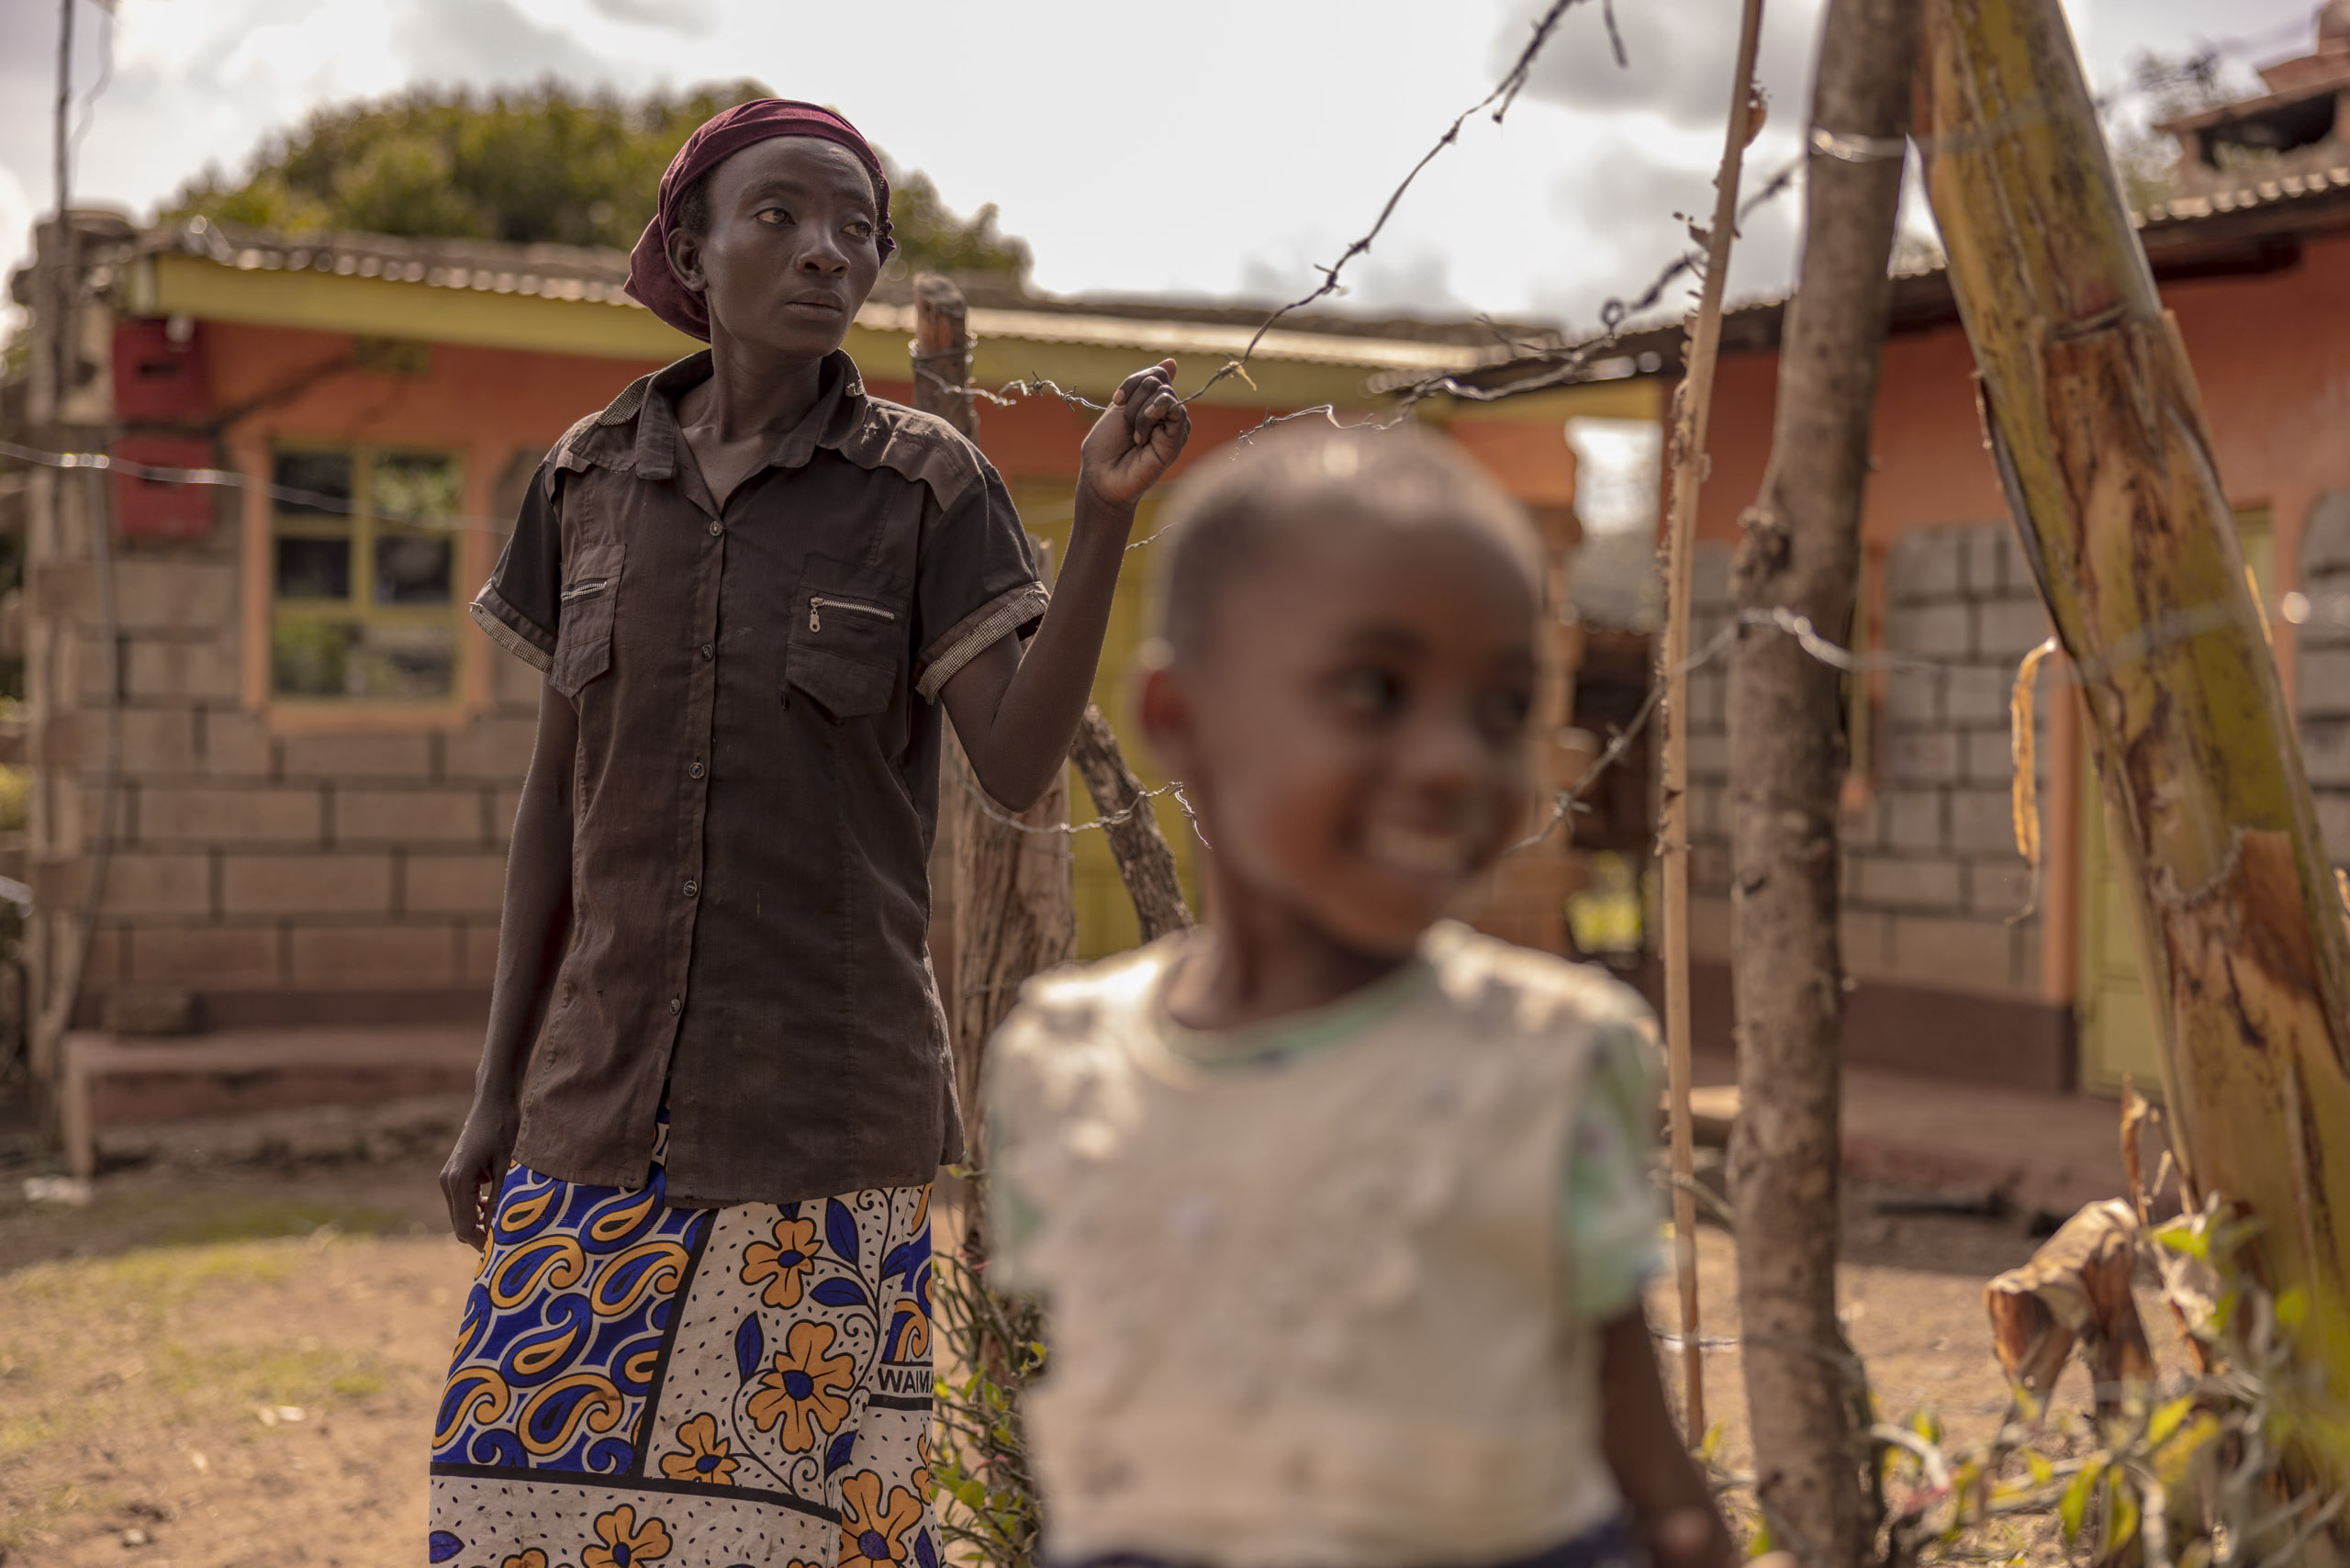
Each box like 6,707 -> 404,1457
669,136 -> 885,361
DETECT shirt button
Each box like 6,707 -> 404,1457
684,879 -> 699,899
688,760 -> 705,779
700,643 -> 714,659
708,521 -> 722,537
668,997 -> 681,1015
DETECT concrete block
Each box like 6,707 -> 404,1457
443,715 -> 539,783
1690,543 -> 1732,611
1685,669 -> 1727,732
1942,666 -> 2012,726
221,854 -> 396,916
405,853 -> 508,915
1886,602 -> 1970,658
1961,526 -> 2009,597
1886,913 -> 2019,995
1885,729 -> 1960,785
1841,908 -> 1897,980
1967,860 -> 2036,918
2300,489 -> 2350,577
463,920 -> 502,985
113,560 -> 239,634
129,924 -> 281,987
288,923 -> 459,989
1884,789 -> 1945,854
138,785 -> 323,846
1689,781 -> 1727,841
123,635 -> 241,703
2297,585 -> 2350,651
1951,787 -> 2025,859
82,922 -> 126,987
1887,530 -> 1964,605
39,709 -> 198,776
32,852 -> 212,917
1883,668 -> 1942,727
198,710 -> 274,778
493,788 -> 524,846
333,788 -> 487,846
2306,722 -> 2350,789
1854,855 -> 1964,911
2318,792 -> 2350,868
1975,598 -> 2053,660
2300,648 -> 2350,719
1687,893 -> 1732,961
1964,727 -> 2019,788
280,731 -> 433,781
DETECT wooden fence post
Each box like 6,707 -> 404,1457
1727,3 -> 1919,1561
912,276 -> 1077,1172
1657,0 -> 1768,1447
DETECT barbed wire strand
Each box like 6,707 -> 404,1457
960,590 -> 2326,873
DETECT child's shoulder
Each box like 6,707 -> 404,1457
990,937 -> 1185,1077
1422,922 -> 1655,1033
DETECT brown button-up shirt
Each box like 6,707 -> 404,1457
470,351 -> 1046,1208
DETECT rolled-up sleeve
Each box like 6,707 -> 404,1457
470,465 -> 562,673
911,458 -> 1047,701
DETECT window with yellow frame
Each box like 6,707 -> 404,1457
269,445 -> 466,703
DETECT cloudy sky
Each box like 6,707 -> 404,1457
0,0 -> 2322,332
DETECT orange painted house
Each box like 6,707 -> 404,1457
7,213 -> 1651,1151
1466,21 -> 2350,1098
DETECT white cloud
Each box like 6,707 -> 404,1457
0,0 -> 2324,330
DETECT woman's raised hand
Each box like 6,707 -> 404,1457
1077,359 -> 1191,511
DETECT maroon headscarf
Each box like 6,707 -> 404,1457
626,98 -> 897,342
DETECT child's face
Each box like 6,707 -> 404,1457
1146,506 -> 1540,960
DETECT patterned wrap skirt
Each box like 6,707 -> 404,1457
429,1124 -> 940,1568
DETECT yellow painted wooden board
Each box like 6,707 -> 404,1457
2078,510 -> 2273,1095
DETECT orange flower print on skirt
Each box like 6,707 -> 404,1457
429,1138 -> 936,1568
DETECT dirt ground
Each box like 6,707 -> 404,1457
0,1137 -> 2127,1568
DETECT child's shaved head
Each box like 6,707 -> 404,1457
1153,425 -> 1539,665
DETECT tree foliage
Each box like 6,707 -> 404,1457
163,80 -> 1031,285
2104,49 -> 2252,211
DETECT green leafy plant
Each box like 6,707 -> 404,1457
931,1182 -> 1047,1568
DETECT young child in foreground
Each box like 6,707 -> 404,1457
981,427 -> 1751,1568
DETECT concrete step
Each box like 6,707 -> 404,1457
63,1025 -> 481,1178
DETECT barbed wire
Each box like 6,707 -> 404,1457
959,586 -> 2338,872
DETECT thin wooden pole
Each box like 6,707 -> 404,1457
1658,0 -> 1768,1445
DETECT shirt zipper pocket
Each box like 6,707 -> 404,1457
560,577 -> 613,604
808,595 -> 897,633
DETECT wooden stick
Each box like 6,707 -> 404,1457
1658,0 -> 1768,1446
1068,706 -> 1193,943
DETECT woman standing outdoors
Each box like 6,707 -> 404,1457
427,99 -> 1188,1568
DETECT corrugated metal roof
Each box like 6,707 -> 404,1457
141,218 -> 1520,374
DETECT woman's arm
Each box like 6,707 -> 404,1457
1598,1310 -> 1742,1568
437,681 -> 578,1246
940,361 -> 1188,809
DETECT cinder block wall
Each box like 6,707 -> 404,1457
2299,490 -> 2350,871
37,557 -> 537,1019
25,269 -> 536,1028
1681,521 -> 2053,1003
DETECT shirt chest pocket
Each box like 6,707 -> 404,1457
551,540 -> 624,698
787,576 -> 906,721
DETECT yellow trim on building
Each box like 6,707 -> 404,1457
133,251 -> 1666,419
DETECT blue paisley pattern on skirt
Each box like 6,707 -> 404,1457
429,1121 -> 939,1568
